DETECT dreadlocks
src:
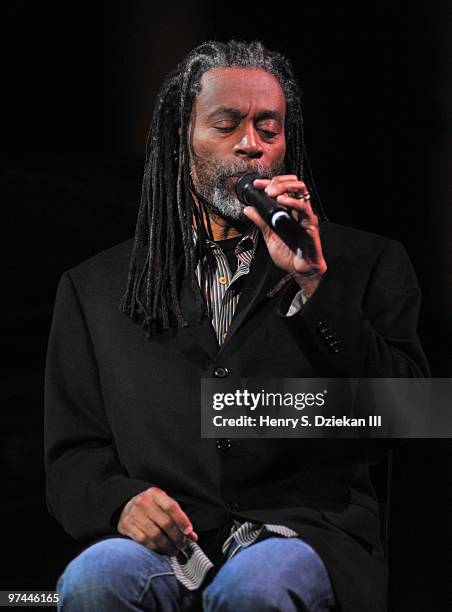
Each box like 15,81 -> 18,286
120,39 -> 326,337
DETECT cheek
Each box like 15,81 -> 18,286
192,130 -> 217,159
193,140 -> 210,158
271,142 -> 286,167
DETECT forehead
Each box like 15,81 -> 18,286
193,67 -> 286,118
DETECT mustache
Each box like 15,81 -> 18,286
189,149 -> 283,191
216,160 -> 280,182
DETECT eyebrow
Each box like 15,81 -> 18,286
208,107 -> 283,123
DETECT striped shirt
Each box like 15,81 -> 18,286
195,225 -> 259,345
167,226 -> 305,590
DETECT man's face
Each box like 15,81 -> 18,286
189,67 -> 287,223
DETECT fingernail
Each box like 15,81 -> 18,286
183,526 -> 192,535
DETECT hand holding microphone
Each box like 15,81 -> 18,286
235,172 -> 309,254
237,173 -> 327,293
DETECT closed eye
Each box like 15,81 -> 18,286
215,127 -> 278,138
259,130 -> 277,138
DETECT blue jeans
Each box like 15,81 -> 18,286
57,536 -> 336,611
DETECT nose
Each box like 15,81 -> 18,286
233,125 -> 263,160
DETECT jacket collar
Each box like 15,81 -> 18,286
134,228 -> 302,360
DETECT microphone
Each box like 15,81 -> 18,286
235,173 -> 304,253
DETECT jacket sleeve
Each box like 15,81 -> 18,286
278,238 -> 430,377
44,271 -> 152,541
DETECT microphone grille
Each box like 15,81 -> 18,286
235,173 -> 263,204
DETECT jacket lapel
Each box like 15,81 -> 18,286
135,235 -> 287,361
132,243 -> 219,361
178,270 -> 220,361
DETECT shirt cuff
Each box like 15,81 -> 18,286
284,288 -> 308,316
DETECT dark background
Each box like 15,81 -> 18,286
1,1 -> 451,610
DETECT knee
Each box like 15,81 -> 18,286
203,578 -> 274,611
202,538 -> 335,612
57,537 -> 166,609
202,550 -> 280,611
203,568 -> 284,612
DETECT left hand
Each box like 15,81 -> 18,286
243,175 -> 327,295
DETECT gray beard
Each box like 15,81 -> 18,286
190,156 -> 282,223
209,182 -> 248,222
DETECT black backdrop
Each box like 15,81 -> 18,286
1,2 -> 451,610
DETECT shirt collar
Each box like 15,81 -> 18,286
193,224 -> 259,256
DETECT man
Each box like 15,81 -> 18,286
45,40 -> 429,611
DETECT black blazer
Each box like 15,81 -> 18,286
44,220 -> 429,611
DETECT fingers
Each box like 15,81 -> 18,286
152,488 -> 197,539
125,519 -> 179,556
252,175 -> 299,190
243,174 -> 326,277
253,175 -> 307,198
117,486 -> 198,556
275,193 -> 319,228
151,505 -> 192,549
252,176 -> 316,223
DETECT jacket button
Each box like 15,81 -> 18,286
214,367 -> 229,378
216,438 -> 232,450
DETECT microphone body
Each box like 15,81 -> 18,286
235,173 -> 304,253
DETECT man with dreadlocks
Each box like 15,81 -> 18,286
45,40 -> 429,611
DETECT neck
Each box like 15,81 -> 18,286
206,214 -> 249,241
